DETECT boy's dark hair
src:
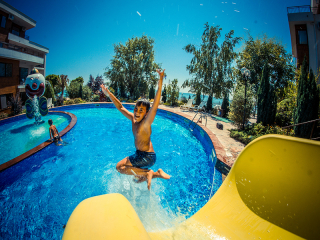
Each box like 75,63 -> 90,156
135,99 -> 150,112
48,119 -> 53,125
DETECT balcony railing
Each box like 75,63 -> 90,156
0,41 -> 45,58
35,64 -> 44,68
287,5 -> 318,14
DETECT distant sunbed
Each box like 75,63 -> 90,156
47,98 -> 54,108
180,99 -> 193,111
190,101 -> 207,112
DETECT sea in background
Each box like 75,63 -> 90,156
179,92 -> 223,106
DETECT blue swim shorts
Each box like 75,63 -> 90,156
129,150 -> 156,169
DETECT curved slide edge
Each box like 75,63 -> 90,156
62,135 -> 320,240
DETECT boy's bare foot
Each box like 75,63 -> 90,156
157,168 -> 170,180
147,170 -> 154,190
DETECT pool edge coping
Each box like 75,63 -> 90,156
0,111 -> 77,172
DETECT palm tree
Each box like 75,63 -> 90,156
58,74 -> 69,104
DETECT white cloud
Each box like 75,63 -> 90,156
137,11 -> 141,16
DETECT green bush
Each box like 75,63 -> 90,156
229,122 -> 294,145
211,108 -> 218,115
67,81 -> 81,99
7,94 -> 22,116
164,102 -> 171,106
64,99 -> 75,105
0,112 -> 8,119
44,81 -> 55,103
73,98 -> 85,104
93,94 -> 100,102
229,82 -> 254,129
82,86 -> 93,101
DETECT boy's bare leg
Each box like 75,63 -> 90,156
116,157 -> 170,190
116,157 -> 149,177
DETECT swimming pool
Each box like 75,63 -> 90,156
0,112 -> 70,165
0,104 -> 222,239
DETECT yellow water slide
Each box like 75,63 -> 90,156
62,135 -> 320,240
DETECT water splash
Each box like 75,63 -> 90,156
32,96 -> 43,124
103,173 -> 187,232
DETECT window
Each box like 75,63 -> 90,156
0,94 -> 7,109
0,15 -> 6,28
12,25 -> 19,36
298,30 -> 308,44
0,62 -> 13,77
19,67 -> 29,84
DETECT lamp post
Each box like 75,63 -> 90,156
241,67 -> 250,130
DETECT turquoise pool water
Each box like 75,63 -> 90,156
0,113 -> 70,165
0,104 -> 222,239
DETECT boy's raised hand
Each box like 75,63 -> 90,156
100,84 -> 109,96
156,69 -> 165,79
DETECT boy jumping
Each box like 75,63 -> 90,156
100,69 -> 170,190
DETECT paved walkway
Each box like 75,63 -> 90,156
159,105 -> 247,168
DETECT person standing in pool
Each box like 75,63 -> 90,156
100,69 -> 170,190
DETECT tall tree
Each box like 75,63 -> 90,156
57,75 -> 69,104
221,92 -> 229,117
87,74 -> 95,91
94,75 -> 104,93
66,81 -> 81,99
207,95 -> 213,112
104,35 -> 161,100
229,82 -> 254,129
149,85 -> 155,99
195,90 -> 201,105
182,22 -> 241,101
237,34 -> 295,99
43,80 -> 55,103
82,86 -> 93,101
72,76 -> 84,85
79,84 -> 83,99
257,64 -> 277,125
166,79 -> 180,106
46,74 -> 61,95
162,84 -> 167,103
294,57 -> 320,138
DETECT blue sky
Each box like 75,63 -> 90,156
7,0 -> 309,93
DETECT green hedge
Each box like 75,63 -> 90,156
229,123 -> 295,145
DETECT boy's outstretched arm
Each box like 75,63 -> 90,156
100,84 -> 133,121
145,69 -> 165,125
